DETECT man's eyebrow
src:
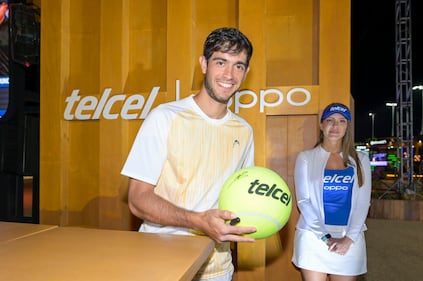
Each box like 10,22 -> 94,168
211,57 -> 227,62
211,56 -> 247,67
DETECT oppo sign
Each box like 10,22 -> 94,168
63,80 -> 311,120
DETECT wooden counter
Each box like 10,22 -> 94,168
0,221 -> 57,243
0,225 -> 214,281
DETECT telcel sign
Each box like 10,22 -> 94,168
63,80 -> 311,120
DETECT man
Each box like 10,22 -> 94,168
121,27 -> 256,281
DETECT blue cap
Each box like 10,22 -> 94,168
321,104 -> 351,121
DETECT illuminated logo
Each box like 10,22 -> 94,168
64,87 -> 160,120
63,80 -> 312,120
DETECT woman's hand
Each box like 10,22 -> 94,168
326,236 -> 353,255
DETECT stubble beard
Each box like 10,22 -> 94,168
204,77 -> 236,105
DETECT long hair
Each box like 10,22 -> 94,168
316,103 -> 364,187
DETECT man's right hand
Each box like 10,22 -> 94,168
190,209 -> 256,243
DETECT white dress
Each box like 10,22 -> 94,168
291,146 -> 371,275
292,228 -> 367,275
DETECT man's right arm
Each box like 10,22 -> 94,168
127,178 -> 256,243
128,178 -> 194,228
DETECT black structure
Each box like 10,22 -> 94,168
0,1 -> 40,223
393,0 -> 414,194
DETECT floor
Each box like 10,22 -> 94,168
362,218 -> 423,281
232,218 -> 423,281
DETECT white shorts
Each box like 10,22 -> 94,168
192,268 -> 234,281
292,229 -> 367,276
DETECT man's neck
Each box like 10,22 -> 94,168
193,90 -> 228,119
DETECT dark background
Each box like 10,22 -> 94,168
351,0 -> 423,142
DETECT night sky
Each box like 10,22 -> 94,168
351,0 -> 423,142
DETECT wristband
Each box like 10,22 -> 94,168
321,233 -> 331,242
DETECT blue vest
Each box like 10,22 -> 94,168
323,166 -> 354,226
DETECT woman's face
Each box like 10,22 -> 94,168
320,113 -> 348,142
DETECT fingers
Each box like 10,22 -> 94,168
220,218 -> 256,242
199,209 -> 256,243
212,225 -> 256,243
219,211 -> 257,235
223,234 -> 255,243
329,244 -> 345,255
219,209 -> 238,221
327,240 -> 348,255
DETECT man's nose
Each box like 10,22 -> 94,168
222,65 -> 234,78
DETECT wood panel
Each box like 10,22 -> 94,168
263,114 -> 318,281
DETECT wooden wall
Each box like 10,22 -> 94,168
39,0 -> 352,280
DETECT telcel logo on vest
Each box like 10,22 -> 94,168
323,174 -> 354,191
323,174 -> 354,184
64,81 -> 311,120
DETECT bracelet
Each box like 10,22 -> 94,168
321,233 -> 332,242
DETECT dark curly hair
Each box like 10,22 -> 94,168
203,27 -> 253,66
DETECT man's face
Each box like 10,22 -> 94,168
200,50 -> 250,104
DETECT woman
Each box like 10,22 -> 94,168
292,103 -> 371,281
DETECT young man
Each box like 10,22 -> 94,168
121,27 -> 256,281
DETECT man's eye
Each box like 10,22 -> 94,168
236,64 -> 245,71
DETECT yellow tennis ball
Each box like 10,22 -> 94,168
218,166 -> 292,239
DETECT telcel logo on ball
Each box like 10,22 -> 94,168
248,179 -> 291,207
219,166 -> 292,239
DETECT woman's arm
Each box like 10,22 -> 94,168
345,153 -> 372,242
294,151 -> 327,238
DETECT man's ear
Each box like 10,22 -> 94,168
199,55 -> 207,74
242,66 -> 250,81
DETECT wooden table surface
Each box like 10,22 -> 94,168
0,221 -> 58,243
0,223 -> 214,281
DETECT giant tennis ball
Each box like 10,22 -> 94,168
218,166 -> 292,239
